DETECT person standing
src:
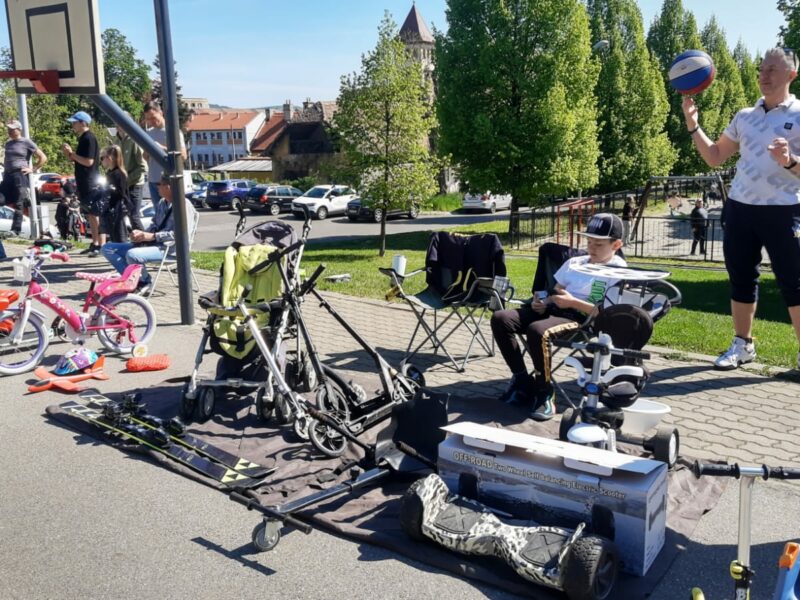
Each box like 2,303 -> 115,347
621,196 -> 633,246
100,145 -> 131,243
142,100 -> 185,203
682,47 -> 800,370
0,119 -> 47,235
116,115 -> 146,230
689,199 -> 708,256
62,111 -> 102,256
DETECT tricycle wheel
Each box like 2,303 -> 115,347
251,520 -> 281,552
650,426 -> 680,469
255,387 -> 274,422
193,386 -> 216,423
559,407 -> 579,441
399,478 -> 427,542
562,535 -> 618,600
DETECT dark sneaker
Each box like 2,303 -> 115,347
88,246 -> 101,257
136,281 -> 152,296
499,373 -> 534,406
80,244 -> 96,255
530,388 -> 556,422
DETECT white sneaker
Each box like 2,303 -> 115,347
714,336 -> 756,370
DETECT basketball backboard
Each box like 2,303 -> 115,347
4,0 -> 104,94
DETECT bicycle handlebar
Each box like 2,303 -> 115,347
693,461 -> 800,480
551,338 -> 650,360
248,240 -> 304,275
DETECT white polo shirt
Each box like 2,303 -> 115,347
723,95 -> 800,205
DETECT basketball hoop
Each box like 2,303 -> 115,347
0,70 -> 60,94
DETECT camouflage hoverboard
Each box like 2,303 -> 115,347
400,474 -> 618,600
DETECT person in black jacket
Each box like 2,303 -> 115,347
100,145 -> 131,243
689,199 -> 708,255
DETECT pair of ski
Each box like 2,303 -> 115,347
60,390 -> 274,489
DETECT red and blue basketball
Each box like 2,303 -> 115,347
668,50 -> 716,95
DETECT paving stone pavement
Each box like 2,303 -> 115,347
8,242 -> 798,467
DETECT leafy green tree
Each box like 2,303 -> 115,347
95,29 -> 151,124
332,13 -> 438,256
779,0 -> 800,95
151,54 -> 192,130
436,0 -> 600,227
733,40 -> 761,103
588,0 -> 675,192
647,0 -> 704,174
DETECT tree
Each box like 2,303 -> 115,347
151,54 -> 192,130
95,28 -> 151,124
436,0 -> 600,229
647,0 -> 705,175
733,40 -> 761,104
779,0 -> 800,95
333,13 -> 437,256
588,0 -> 675,192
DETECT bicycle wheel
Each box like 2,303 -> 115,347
0,310 -> 49,375
96,294 -> 157,354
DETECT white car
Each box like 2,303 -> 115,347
462,191 -> 513,213
291,184 -> 358,220
0,205 -> 58,238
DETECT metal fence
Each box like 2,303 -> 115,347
510,210 -> 725,261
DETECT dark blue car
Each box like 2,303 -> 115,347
205,179 -> 256,210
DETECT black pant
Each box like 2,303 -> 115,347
0,171 -> 29,233
128,184 -> 144,231
490,304 -> 580,387
691,227 -> 706,254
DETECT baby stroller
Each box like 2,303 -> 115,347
180,218 -> 313,423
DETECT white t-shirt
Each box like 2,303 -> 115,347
554,254 -> 627,305
146,126 -> 186,182
723,95 -> 800,206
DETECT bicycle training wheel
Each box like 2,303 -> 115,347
0,310 -> 49,375
96,294 -> 157,354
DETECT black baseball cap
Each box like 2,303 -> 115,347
577,213 -> 623,240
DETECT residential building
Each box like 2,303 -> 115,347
185,109 -> 266,169
182,97 -> 209,111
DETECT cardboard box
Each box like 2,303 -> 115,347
437,422 -> 667,576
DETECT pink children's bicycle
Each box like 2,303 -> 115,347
0,247 -> 157,375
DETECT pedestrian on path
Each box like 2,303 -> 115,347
100,145 -> 131,243
62,111 -> 103,256
682,47 -> 800,370
690,199 -> 708,255
142,101 -> 186,204
622,196 -> 633,245
115,113 -> 146,230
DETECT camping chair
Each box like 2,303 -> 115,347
509,242 -> 681,404
145,208 -> 201,298
380,231 -> 513,372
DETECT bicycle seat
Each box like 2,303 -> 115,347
80,264 -> 142,298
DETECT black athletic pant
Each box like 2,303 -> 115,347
723,199 -> 800,306
0,171 -> 29,234
691,226 -> 706,254
490,304 -> 580,387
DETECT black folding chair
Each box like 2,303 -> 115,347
380,231 -> 513,372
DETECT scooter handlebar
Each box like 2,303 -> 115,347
693,461 -> 800,480
693,461 -> 739,478
228,491 -> 312,534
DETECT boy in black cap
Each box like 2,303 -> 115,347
490,213 -> 626,421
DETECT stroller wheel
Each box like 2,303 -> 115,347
293,413 -> 310,440
193,386 -> 216,423
255,387 -> 274,422
180,383 -> 196,422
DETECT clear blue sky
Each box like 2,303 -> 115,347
0,1 -> 786,108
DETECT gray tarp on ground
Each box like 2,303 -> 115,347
47,379 -> 724,599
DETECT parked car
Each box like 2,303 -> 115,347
346,197 -> 419,223
462,191 -> 512,213
291,185 -> 358,220
205,179 -> 256,210
246,185 -> 304,216
187,180 -> 211,208
38,175 -> 74,201
32,172 -> 61,199
0,205 -> 58,237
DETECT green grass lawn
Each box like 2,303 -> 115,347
191,222 -> 798,370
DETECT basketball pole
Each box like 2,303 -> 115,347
17,93 -> 40,239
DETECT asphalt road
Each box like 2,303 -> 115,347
192,208 -> 511,250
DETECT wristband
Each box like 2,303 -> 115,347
785,157 -> 798,170
688,126 -> 700,135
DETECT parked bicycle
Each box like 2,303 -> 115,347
0,247 -> 157,375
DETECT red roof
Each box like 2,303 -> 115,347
185,110 -> 261,131
250,112 -> 288,153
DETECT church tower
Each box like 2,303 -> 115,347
399,2 -> 435,84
